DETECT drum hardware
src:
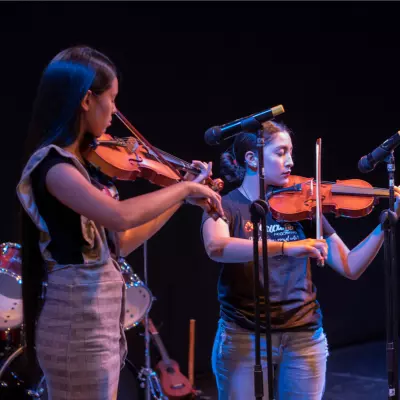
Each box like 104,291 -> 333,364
0,346 -> 47,399
119,242 -> 165,400
137,365 -> 165,400
142,240 -> 156,400
0,243 -> 23,331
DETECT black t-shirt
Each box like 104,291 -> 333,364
31,148 -> 118,265
202,188 -> 322,332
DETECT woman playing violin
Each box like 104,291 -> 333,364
17,45 -> 223,400
202,120 -> 400,400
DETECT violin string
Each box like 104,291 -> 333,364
114,111 -> 180,180
119,134 -> 178,172
153,148 -> 194,169
121,137 -> 196,172
322,181 -> 388,191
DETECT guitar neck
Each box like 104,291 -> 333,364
147,319 -> 172,366
152,333 -> 172,365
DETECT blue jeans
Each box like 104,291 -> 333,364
212,319 -> 329,400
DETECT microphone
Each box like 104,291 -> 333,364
204,104 -> 285,146
358,131 -> 400,173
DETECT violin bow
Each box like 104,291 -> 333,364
315,138 -> 325,267
113,109 -> 225,222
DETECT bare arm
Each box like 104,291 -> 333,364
202,218 -> 328,263
45,163 -> 223,232
326,225 -> 384,280
203,218 -> 305,262
326,187 -> 400,280
117,159 -> 224,256
118,203 -> 181,256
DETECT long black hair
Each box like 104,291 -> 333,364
19,46 -> 117,365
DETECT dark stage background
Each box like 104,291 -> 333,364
1,1 -> 400,380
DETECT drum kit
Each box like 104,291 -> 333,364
0,242 -> 155,400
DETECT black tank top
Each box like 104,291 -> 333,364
31,148 -> 118,264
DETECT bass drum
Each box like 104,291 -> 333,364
0,347 -> 141,399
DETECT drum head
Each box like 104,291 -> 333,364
0,294 -> 23,330
124,284 -> 153,330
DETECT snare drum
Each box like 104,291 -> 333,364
0,243 -> 23,330
118,258 -> 153,330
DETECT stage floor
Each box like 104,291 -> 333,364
194,340 -> 396,399
1,340 -> 395,399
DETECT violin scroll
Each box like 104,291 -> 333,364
209,178 -> 224,192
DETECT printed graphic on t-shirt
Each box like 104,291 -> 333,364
204,188 -> 320,332
243,218 -> 302,243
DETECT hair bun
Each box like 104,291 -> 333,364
220,150 -> 245,184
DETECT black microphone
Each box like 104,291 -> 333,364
204,104 -> 285,146
358,131 -> 400,173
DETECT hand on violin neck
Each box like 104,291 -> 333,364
283,238 -> 328,262
184,182 -> 225,219
185,197 -> 215,215
184,160 -> 213,184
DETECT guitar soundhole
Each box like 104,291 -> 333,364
171,383 -> 185,389
166,366 -> 175,374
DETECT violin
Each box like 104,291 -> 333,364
82,110 -> 225,219
268,138 -> 391,267
268,174 -> 390,222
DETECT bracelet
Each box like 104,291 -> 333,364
281,241 -> 285,256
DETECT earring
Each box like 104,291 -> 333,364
246,160 -> 257,168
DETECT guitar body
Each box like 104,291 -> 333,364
145,317 -> 194,398
156,359 -> 193,399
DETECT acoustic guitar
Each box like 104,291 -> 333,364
147,318 -> 194,399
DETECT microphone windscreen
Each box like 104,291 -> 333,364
204,126 -> 222,146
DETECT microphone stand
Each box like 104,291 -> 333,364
381,152 -> 399,399
249,124 -> 275,400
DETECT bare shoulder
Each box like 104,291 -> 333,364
45,162 -> 92,196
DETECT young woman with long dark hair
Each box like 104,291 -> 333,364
17,46 -> 223,400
